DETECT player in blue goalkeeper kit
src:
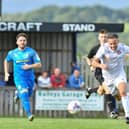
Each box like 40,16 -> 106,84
4,33 -> 42,121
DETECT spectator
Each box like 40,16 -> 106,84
71,62 -> 80,74
37,71 -> 52,88
50,68 -> 66,88
68,69 -> 84,89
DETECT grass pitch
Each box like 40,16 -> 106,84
0,117 -> 128,129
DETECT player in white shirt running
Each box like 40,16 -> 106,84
93,33 -> 129,124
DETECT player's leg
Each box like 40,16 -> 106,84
85,84 -> 105,99
20,88 -> 31,116
28,80 -> 35,97
97,85 -> 105,95
114,93 -> 121,101
16,81 -> 34,121
117,82 -> 129,124
14,90 -> 19,103
85,87 -> 99,99
103,83 -> 119,118
115,73 -> 129,123
85,71 -> 104,99
109,86 -> 120,115
20,88 -> 34,121
27,79 -> 35,121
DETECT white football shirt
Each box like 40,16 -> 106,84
95,43 -> 129,84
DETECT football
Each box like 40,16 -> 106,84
67,100 -> 81,114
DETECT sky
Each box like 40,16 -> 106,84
2,0 -> 129,14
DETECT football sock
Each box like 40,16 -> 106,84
105,94 -> 115,112
121,96 -> 129,117
111,95 -> 116,109
21,92 -> 31,117
88,87 -> 98,93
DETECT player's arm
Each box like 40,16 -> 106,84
22,62 -> 42,70
30,62 -> 42,68
23,51 -> 42,70
92,45 -> 108,70
86,46 -> 97,71
86,57 -> 95,71
86,46 -> 95,67
92,57 -> 108,70
4,60 -> 10,81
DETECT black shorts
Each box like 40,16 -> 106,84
94,68 -> 104,85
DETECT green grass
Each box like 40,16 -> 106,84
0,117 -> 128,129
